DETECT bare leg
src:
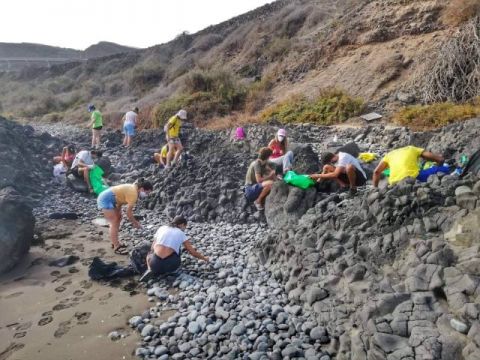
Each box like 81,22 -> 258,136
173,143 -> 183,164
91,129 -> 95,148
345,164 -> 357,190
256,181 -> 273,207
123,134 -> 127,146
103,208 -> 121,249
166,143 -> 175,167
146,253 -> 152,270
82,167 -> 92,190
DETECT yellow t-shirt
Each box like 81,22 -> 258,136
111,184 -> 138,207
166,115 -> 181,138
160,145 -> 168,158
382,146 -> 424,185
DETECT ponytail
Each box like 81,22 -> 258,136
135,178 -> 153,191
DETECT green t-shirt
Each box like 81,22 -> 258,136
91,110 -> 103,129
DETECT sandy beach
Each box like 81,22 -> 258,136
0,219 -> 148,360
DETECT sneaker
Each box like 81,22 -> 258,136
254,202 -> 265,211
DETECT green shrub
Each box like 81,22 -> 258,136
393,100 -> 480,130
129,64 -> 164,93
261,89 -> 364,125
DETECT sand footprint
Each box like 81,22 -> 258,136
0,342 -> 25,359
54,286 -> 66,293
5,292 -> 23,299
74,312 -> 91,325
80,280 -> 93,289
38,316 -> 53,326
68,267 -> 79,274
13,332 -> 26,339
54,321 -> 71,338
73,290 -> 84,296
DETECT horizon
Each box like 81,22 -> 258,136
0,0 -> 273,50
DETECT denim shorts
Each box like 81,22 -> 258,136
244,183 -> 263,202
123,123 -> 135,136
150,252 -> 181,275
97,189 -> 116,210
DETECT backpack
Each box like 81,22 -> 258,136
129,242 -> 151,274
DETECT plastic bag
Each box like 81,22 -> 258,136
283,170 -> 315,190
358,152 -> 377,163
53,163 -> 67,177
89,165 -> 109,195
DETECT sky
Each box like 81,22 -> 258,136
0,0 -> 273,50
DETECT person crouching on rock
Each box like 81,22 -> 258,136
164,109 -> 187,168
97,178 -> 153,255
53,145 -> 76,168
310,152 -> 367,195
244,147 -> 277,211
153,144 -> 176,168
373,146 -> 444,187
268,128 -> 294,175
70,149 -> 102,193
144,216 -> 209,278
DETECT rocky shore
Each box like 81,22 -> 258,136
2,116 -> 480,359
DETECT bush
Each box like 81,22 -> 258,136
245,76 -> 274,114
129,64 -> 164,93
392,100 -> 480,130
264,38 -> 291,61
261,89 -> 364,125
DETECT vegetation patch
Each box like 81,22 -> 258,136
260,89 -> 364,125
393,100 -> 480,130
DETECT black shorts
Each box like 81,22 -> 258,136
339,168 -> 367,186
70,166 -> 82,178
150,252 -> 181,275
93,126 -> 103,130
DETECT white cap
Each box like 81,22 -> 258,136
176,109 -> 187,120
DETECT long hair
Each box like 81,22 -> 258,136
170,215 -> 187,228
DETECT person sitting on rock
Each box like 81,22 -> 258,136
142,216 -> 209,279
87,104 -> 103,149
244,147 -> 277,211
310,151 -> 367,195
122,107 -> 139,147
268,128 -> 294,174
373,146 -> 444,187
53,144 -> 76,168
153,144 -> 176,167
70,149 -> 102,193
97,178 -> 153,255
164,109 -> 187,168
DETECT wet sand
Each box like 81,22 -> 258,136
0,220 -> 148,360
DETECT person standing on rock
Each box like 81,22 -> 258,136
97,179 -> 153,255
142,216 -> 209,280
70,149 -> 102,193
122,107 -> 139,147
310,151 -> 367,195
268,128 -> 294,174
164,109 -> 187,168
244,147 -> 277,211
373,146 -> 444,187
87,104 -> 103,149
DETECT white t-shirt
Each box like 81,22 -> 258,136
71,150 -> 93,169
124,111 -> 138,126
336,152 -> 366,179
154,225 -> 187,255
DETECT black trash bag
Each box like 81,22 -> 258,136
130,242 -> 151,274
88,257 -> 136,280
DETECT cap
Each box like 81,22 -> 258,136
176,109 -> 187,120
87,104 -> 95,112
277,128 -> 286,137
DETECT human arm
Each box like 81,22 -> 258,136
159,156 -> 167,167
126,204 -> 141,228
421,151 -> 444,164
310,167 -> 343,181
373,161 -> 388,187
255,167 -> 276,183
183,240 -> 209,262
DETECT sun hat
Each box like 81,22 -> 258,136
176,109 -> 187,120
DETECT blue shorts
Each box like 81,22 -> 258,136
417,166 -> 451,182
124,123 -> 135,136
97,189 -> 116,210
244,184 -> 263,202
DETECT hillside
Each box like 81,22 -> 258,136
0,0 -> 478,128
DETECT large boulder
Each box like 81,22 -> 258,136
0,187 -> 35,273
290,143 -> 320,174
265,181 -> 317,228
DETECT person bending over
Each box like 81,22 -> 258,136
145,216 -> 208,277
244,147 -> 277,211
154,145 -> 176,167
310,152 -> 367,195
70,149 -> 102,193
164,109 -> 187,168
373,146 -> 444,187
96,179 -> 153,255
268,128 -> 294,174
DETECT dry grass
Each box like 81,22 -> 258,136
443,0 -> 480,26
392,99 -> 480,130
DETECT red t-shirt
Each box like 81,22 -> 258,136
269,140 -> 284,159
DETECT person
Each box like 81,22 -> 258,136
373,146 -> 445,187
53,145 -> 76,168
244,147 -> 277,211
123,107 -> 139,147
268,128 -> 294,174
70,149 -> 102,193
164,109 -> 187,168
144,216 -> 209,277
153,144 -> 176,167
87,104 -> 103,149
310,152 -> 367,195
96,179 -> 153,255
